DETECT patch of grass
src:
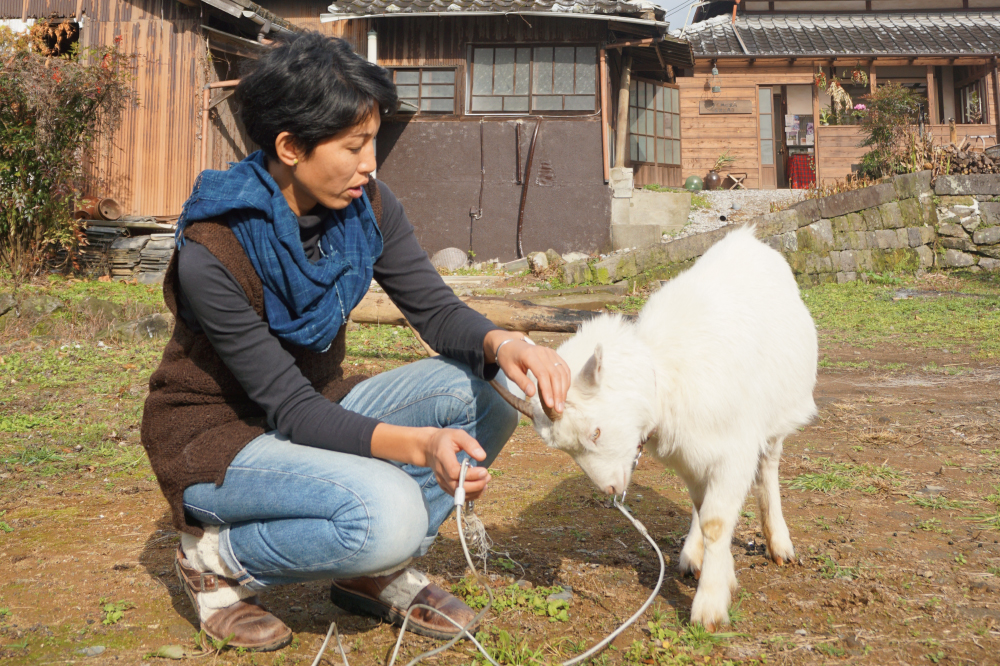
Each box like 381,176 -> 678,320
803,278 -> 1000,357
786,458 -> 902,494
606,294 -> 648,315
473,629 -> 545,666
815,642 -> 846,657
450,578 -> 569,622
691,193 -> 711,209
915,518 -> 951,534
345,324 -> 424,361
815,554 -> 861,579
962,485 -> 1000,531
99,598 -> 134,625
907,495 -> 972,511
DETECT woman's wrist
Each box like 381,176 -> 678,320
484,330 -> 528,365
371,423 -> 435,467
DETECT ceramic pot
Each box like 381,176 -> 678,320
704,170 -> 723,191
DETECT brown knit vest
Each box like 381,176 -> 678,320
141,182 -> 383,536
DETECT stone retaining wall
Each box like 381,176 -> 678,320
560,172 -> 1000,287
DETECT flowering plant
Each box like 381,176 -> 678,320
813,69 -> 828,90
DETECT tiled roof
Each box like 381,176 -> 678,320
681,12 -> 1000,57
325,0 -> 657,16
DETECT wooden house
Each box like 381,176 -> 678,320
676,1 -> 1000,189
3,0 -> 694,260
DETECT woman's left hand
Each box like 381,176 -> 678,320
485,331 -> 571,415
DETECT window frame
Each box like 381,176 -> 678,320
465,43 -> 601,117
387,67 -> 460,117
627,77 -> 682,167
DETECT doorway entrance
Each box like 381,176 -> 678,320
758,86 -> 787,189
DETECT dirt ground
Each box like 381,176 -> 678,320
2,331 -> 999,666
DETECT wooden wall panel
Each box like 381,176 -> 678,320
815,125 -> 864,184
84,4 -> 203,217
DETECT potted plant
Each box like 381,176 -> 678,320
706,150 -> 736,190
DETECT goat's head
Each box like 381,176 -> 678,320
492,325 -> 658,497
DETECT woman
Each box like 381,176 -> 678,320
141,33 -> 569,651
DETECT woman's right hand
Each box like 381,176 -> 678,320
371,424 -> 492,499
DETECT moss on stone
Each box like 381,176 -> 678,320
871,248 -> 920,273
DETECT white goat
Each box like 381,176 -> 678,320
495,226 -> 817,629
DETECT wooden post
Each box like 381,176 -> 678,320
812,80 -> 821,186
600,48 -> 610,183
994,57 -> 1000,146
869,62 -> 876,96
613,54 -> 632,169
927,65 -> 937,124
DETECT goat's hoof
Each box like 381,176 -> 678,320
693,568 -> 701,581
773,556 -> 785,566
703,621 -> 716,633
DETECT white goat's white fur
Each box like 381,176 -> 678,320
531,227 -> 817,629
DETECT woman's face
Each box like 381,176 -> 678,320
275,111 -> 381,212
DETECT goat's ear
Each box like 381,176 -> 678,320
576,344 -> 603,392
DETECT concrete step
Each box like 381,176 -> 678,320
611,224 -> 662,251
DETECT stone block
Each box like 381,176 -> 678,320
112,313 -> 174,342
981,202 -> 1000,226
831,215 -> 851,235
829,250 -> 841,267
545,249 -> 564,268
856,250 -> 875,272
898,198 -> 925,226
796,219 -> 834,252
817,183 -> 897,219
755,209 -> 803,237
594,252 -> 637,284
972,226 -> 1000,245
862,207 -> 883,231
836,271 -> 857,283
847,212 -> 866,232
561,261 -> 592,285
874,229 -> 898,249
915,245 -> 934,268
893,171 -> 932,200
865,231 -> 878,249
764,236 -> 782,252
960,215 -> 981,233
980,257 -> 1000,271
939,237 -> 976,252
654,226 -> 732,267
789,198 -> 822,225
877,202 -> 904,229
934,174 -> 1000,196
907,226 -> 935,247
940,248 -> 977,267
628,189 -> 691,233
528,252 -> 549,273
872,248 -> 920,273
981,246 -> 1000,260
833,231 -> 850,251
785,252 -> 808,274
611,224 -> 661,251
610,166 -> 634,199
895,228 -> 910,249
0,293 -> 14,317
839,250 -> 858,272
936,223 -> 968,238
504,257 -> 529,274
816,254 -> 834,273
780,231 -> 798,252
938,195 -> 976,207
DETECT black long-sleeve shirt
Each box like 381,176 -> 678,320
175,181 -> 500,459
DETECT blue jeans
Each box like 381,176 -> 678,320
182,357 -> 519,591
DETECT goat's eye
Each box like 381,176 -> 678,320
591,428 -> 600,442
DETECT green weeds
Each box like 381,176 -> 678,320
786,458 -> 902,494
99,598 -> 134,625
450,578 -> 570,622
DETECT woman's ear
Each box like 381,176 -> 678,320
273,132 -> 302,167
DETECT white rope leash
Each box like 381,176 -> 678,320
313,458 -> 665,666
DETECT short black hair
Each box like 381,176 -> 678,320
236,32 -> 397,159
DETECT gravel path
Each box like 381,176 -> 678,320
671,188 -> 807,240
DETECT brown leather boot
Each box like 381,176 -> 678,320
174,547 -> 292,652
330,568 -> 477,640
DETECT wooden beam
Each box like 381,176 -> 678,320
870,62 -> 877,95
927,65 -> 938,124
351,293 -> 601,333
600,48 -> 610,183
614,54 -> 632,169
654,42 -> 666,71
606,37 -> 657,50
748,58 -> 756,67
813,79 -> 822,186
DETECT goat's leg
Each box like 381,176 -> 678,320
689,474 -> 749,632
754,436 -> 795,566
678,488 -> 705,579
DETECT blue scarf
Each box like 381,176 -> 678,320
176,150 -> 383,352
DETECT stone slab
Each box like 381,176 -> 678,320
981,202 -> 1000,226
594,252 -> 637,284
915,245 -> 935,268
940,248 -> 976,267
934,175 -> 1000,195
972,226 -> 1000,245
611,224 -> 662,251
628,189 -> 691,233
562,261 -> 592,285
817,183 -> 897,219
892,171 -> 932,200
980,257 -> 1000,271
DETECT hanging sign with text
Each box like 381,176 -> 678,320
699,99 -> 753,114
